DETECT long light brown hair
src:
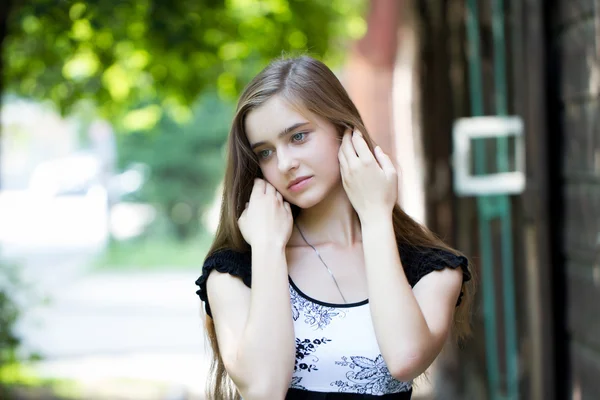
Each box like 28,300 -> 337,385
202,55 -> 475,399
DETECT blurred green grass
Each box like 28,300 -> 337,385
93,234 -> 214,271
0,362 -> 77,400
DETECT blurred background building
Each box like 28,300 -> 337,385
0,0 -> 598,399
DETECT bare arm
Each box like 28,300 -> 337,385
337,129 -> 463,381
207,246 -> 295,400
362,216 -> 463,382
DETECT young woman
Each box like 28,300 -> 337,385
195,55 -> 474,400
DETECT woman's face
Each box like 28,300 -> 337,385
244,95 -> 342,208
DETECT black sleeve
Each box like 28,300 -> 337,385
400,245 -> 471,307
194,249 -> 252,318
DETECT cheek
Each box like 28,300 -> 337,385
259,164 -> 287,191
323,156 -> 341,176
315,143 -> 342,174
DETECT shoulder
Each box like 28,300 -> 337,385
399,244 -> 471,288
194,248 -> 252,317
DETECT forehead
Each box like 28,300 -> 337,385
245,95 -> 312,143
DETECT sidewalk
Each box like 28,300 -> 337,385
15,267 -> 210,399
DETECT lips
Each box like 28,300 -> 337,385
287,176 -> 312,189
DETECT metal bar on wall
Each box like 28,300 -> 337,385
465,0 -> 519,399
491,1 -> 519,398
465,2 -> 502,399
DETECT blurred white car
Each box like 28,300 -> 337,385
28,152 -> 103,197
0,153 -> 109,254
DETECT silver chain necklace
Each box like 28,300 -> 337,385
294,223 -> 348,304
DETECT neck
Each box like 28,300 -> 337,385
293,182 -> 361,247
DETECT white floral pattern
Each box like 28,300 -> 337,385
331,355 -> 412,394
290,285 -> 348,330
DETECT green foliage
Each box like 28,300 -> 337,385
118,91 -> 232,240
6,0 -> 367,128
0,293 -> 19,373
5,0 -> 367,244
0,260 -> 42,395
0,262 -> 22,371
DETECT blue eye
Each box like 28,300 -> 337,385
291,132 -> 307,142
257,149 -> 272,160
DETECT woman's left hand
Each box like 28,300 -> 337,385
338,129 -> 398,221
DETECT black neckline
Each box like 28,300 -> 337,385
288,276 -> 369,308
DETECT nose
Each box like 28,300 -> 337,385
277,148 -> 299,173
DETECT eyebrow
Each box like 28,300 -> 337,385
250,122 -> 310,150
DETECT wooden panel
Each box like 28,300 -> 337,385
566,264 -> 600,349
551,0 -> 596,28
555,17 -> 598,101
517,1 -> 558,399
563,183 -> 600,254
552,2 -> 600,400
561,100 -> 600,174
570,341 -> 600,400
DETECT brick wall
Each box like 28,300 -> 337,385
549,1 -> 600,398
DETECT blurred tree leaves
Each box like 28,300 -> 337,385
4,0 -> 366,241
117,91 -> 232,240
5,0 -> 367,129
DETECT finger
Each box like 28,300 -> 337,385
341,127 -> 353,142
276,191 -> 283,203
238,207 -> 246,221
375,146 -> 397,176
264,181 -> 276,197
251,178 -> 265,199
341,131 -> 360,168
342,130 -> 356,156
284,202 -> 292,218
338,147 -> 349,174
352,130 -> 375,162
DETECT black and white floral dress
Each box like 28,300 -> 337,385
195,245 -> 471,400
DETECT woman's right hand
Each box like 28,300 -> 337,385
238,178 -> 293,249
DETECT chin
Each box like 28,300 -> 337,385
290,199 -> 319,209
285,189 -> 327,209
